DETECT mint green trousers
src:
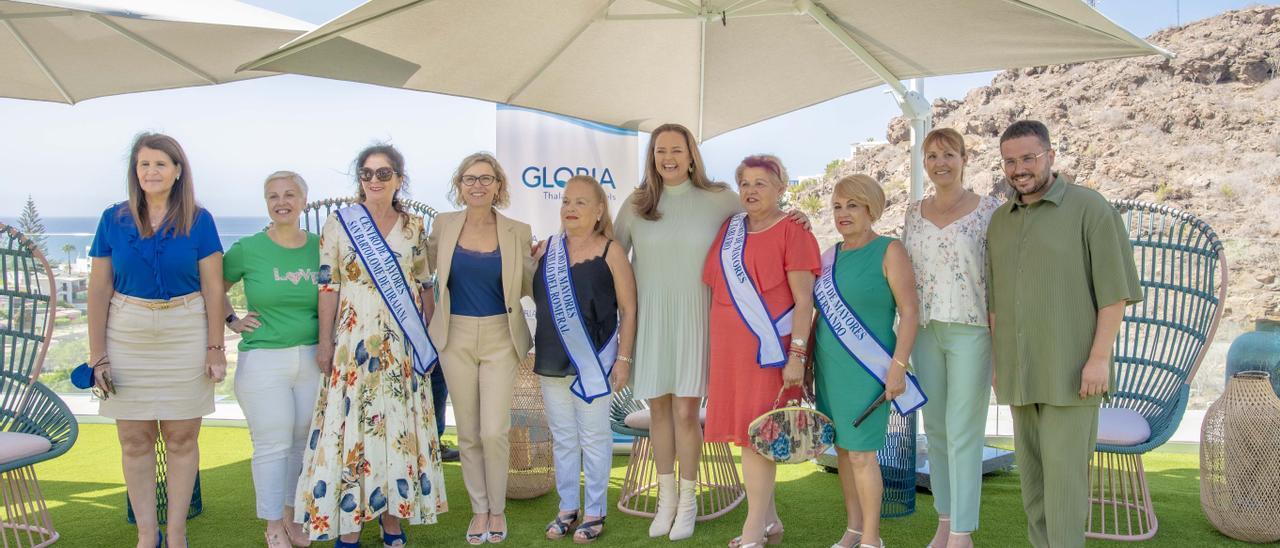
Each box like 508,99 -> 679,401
912,321 -> 992,533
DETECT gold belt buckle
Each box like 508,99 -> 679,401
132,298 -> 174,310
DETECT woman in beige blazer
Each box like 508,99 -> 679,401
425,152 -> 534,545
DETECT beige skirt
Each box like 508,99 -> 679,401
99,292 -> 214,420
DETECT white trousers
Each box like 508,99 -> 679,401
539,375 -> 613,517
234,345 -> 321,520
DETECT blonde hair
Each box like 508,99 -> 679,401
563,175 -> 615,239
449,152 -> 511,209
832,174 -> 886,222
632,123 -> 728,221
263,170 -> 308,197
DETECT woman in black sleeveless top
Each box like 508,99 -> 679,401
532,175 -> 637,544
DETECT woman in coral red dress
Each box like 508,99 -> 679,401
702,155 -> 820,548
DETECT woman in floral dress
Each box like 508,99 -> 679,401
296,144 -> 446,546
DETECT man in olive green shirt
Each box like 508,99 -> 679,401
986,120 -> 1142,548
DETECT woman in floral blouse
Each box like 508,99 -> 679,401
296,144 -> 447,547
902,128 -> 1002,548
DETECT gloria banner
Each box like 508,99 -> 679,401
495,104 -> 640,240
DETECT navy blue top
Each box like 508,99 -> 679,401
89,203 -> 222,299
447,245 -> 505,316
532,241 -> 618,377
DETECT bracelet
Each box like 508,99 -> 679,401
790,338 -> 808,349
891,358 -> 910,370
91,356 -> 110,368
206,345 -> 226,352
788,349 -> 808,360
616,356 -> 633,364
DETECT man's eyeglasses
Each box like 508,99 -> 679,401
1001,150 -> 1049,169
462,175 -> 497,187
359,167 -> 397,182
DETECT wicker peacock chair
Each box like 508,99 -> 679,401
1085,200 -> 1227,541
298,197 -> 438,234
0,223 -> 78,547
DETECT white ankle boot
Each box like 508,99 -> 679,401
668,477 -> 698,540
648,473 -> 678,538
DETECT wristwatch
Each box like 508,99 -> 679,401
225,312 -> 238,325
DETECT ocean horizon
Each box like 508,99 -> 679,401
1,216 -> 272,261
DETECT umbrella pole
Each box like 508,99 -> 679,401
895,79 -> 931,201
800,1 -> 931,200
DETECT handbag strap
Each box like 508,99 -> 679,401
772,385 -> 809,410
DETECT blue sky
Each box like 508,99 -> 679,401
0,0 -> 1261,217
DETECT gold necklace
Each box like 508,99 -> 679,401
930,191 -> 972,217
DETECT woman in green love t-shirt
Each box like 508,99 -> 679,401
221,171 -> 320,548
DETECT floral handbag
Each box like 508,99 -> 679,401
747,386 -> 835,464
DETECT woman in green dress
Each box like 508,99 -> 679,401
813,174 -> 920,548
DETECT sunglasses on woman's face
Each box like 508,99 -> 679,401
359,167 -> 397,183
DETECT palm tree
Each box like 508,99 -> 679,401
61,243 -> 76,273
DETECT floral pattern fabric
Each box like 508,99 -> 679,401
902,195 -> 1003,327
295,212 -> 447,540
747,404 -> 835,464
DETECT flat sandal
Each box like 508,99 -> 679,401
546,511 -> 579,540
572,516 -> 606,544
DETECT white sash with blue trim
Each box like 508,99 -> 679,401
544,233 -> 618,403
719,213 -> 794,368
814,244 -> 926,415
336,204 -> 439,376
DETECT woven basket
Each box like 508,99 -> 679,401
506,354 -> 554,500
1200,371 -> 1280,543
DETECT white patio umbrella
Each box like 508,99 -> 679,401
243,0 -> 1170,196
0,0 -> 313,104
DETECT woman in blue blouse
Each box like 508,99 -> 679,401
87,133 -> 225,548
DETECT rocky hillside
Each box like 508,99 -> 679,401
794,6 -> 1280,331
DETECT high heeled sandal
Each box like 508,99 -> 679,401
379,522 -> 407,547
572,516 -> 606,544
333,536 -> 361,548
730,522 -> 784,547
546,511 -> 579,540
831,528 -> 863,548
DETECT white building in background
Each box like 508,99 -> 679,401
54,275 -> 87,308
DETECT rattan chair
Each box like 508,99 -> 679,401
609,386 -> 744,521
1085,200 -> 1227,541
0,223 -> 78,548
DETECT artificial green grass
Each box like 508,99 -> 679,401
34,424 -> 1253,547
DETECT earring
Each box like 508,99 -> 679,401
688,165 -> 694,174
